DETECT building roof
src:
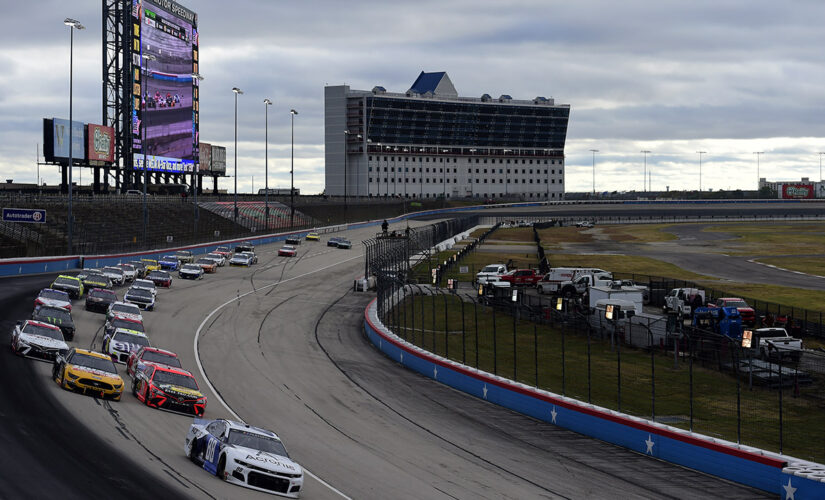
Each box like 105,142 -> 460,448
408,71 -> 458,97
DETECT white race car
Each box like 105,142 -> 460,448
11,319 -> 69,361
184,419 -> 304,498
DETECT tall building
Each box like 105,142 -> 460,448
324,72 -> 570,200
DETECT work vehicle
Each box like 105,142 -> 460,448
51,275 -> 84,299
35,288 -> 72,311
179,263 -> 205,280
85,288 -> 118,313
588,282 -> 645,315
53,348 -> 124,400
693,306 -> 743,339
11,320 -> 68,361
742,328 -> 803,362
711,298 -> 756,326
32,305 -> 75,341
184,419 -> 304,497
575,221 -> 594,228
536,267 -> 610,294
126,346 -> 182,378
476,264 -> 508,285
133,364 -> 206,416
103,327 -> 150,364
499,269 -> 543,287
664,287 -> 706,315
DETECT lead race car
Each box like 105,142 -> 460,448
184,419 -> 304,498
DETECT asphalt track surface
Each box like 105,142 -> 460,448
0,218 -> 771,499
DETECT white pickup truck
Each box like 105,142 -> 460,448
744,327 -> 803,362
663,287 -> 705,315
476,264 -> 508,285
537,269 -> 612,296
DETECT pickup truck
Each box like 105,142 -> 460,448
476,264 -> 508,285
538,272 -> 612,296
536,267 -> 611,294
710,297 -> 756,326
744,327 -> 803,362
499,269 -> 543,287
664,287 -> 705,316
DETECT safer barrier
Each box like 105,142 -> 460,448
364,297 -> 825,498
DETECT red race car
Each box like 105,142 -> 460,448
278,245 -> 297,257
146,270 -> 172,288
132,363 -> 206,416
126,346 -> 183,378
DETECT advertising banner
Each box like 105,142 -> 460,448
199,142 -> 212,171
52,118 -> 86,161
781,184 -> 814,199
86,124 -> 115,164
211,145 -> 226,175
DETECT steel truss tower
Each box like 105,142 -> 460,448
103,0 -> 133,192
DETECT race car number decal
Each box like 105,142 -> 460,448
205,437 -> 218,462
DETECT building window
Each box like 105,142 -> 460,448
484,179 -> 488,183
483,169 -> 487,174
475,179 -> 479,183
383,156 -> 387,161
522,159 -> 526,164
369,155 -> 373,161
499,159 -> 503,164
475,159 -> 479,163
529,160 -> 533,164
483,159 -> 488,164
552,179 -> 555,183
391,156 -> 394,161
453,178 -> 457,183
368,166 -> 373,172
507,159 -> 510,164
529,169 -> 533,174
369,177 -> 373,182
383,167 -> 387,172
468,158 -> 472,163
426,158 -> 430,162
439,158 -> 443,163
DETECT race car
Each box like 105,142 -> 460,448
107,301 -> 143,322
147,270 -> 173,288
104,315 -> 145,338
103,327 -> 150,364
305,232 -> 320,241
179,263 -> 204,280
133,364 -> 206,416
11,319 -> 68,361
195,258 -> 218,273
35,288 -> 72,311
229,253 -> 253,267
240,251 -> 258,264
234,243 -> 255,254
159,255 -> 181,271
127,260 -> 148,279
101,266 -> 126,286
80,271 -> 113,290
327,237 -> 342,247
336,239 -> 352,249
175,250 -> 195,264
124,286 -> 156,310
285,236 -> 301,245
205,253 -> 226,266
51,275 -> 84,299
132,278 -> 157,297
214,246 -> 233,259
184,419 -> 304,497
126,346 -> 182,378
85,287 -> 118,313
141,259 -> 160,272
117,263 -> 138,282
32,304 -> 75,341
278,245 -> 297,257
53,348 -> 124,400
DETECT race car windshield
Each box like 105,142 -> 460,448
111,318 -> 145,333
127,289 -> 152,299
197,259 -> 212,265
72,353 -> 117,374
207,254 -> 222,259
161,255 -> 176,261
54,277 -> 79,287
182,264 -> 201,271
148,271 -> 170,279
112,303 -> 141,314
36,307 -> 72,323
216,247 -> 229,252
152,370 -> 198,389
235,245 -> 253,253
104,267 -> 123,275
40,289 -> 68,300
176,252 -> 191,258
142,351 -> 181,368
23,323 -> 63,340
135,280 -> 155,289
227,430 -> 288,457
113,331 -> 150,347
90,289 -> 116,299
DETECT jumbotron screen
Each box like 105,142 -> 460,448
131,0 -> 198,173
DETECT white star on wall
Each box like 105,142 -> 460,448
433,365 -> 438,380
645,435 -> 655,455
400,352 -> 403,363
482,384 -> 488,399
550,406 -> 557,424
783,477 -> 797,500
379,339 -> 382,349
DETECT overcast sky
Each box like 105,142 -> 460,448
2,0 -> 825,194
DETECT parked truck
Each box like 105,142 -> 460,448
589,282 -> 644,315
742,327 -> 803,362
664,287 -> 706,316
476,264 -> 508,285
536,267 -> 611,295
499,269 -> 543,287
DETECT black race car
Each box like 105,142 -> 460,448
32,305 -> 75,341
85,288 -> 118,313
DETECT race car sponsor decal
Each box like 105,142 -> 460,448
246,453 -> 298,471
159,384 -> 202,397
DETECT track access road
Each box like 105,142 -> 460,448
1,219 -> 769,499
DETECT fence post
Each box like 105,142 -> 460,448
617,325 -> 622,412
735,343 -> 741,444
650,320 -> 655,421
587,321 -> 592,404
444,293 -> 449,359
534,323 -> 538,388
474,301 -> 479,369
461,298 -> 466,365
689,335 -> 694,433
561,318 -> 566,397
513,302 -> 518,382
493,305 -> 498,376
432,292 -> 436,353
411,289 -> 416,345
779,355 -> 784,455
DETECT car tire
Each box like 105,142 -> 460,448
216,455 -> 226,480
188,438 -> 200,463
132,379 -> 139,397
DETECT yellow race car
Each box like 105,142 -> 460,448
141,258 -> 160,272
51,274 -> 84,299
53,348 -> 124,401
305,232 -> 320,241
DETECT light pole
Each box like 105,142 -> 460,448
140,53 -> 155,247
290,109 -> 298,228
232,87 -> 243,223
697,151 -> 706,192
590,149 -> 599,195
819,152 -> 824,182
191,72 -> 203,237
343,130 -> 351,218
64,18 -> 84,255
641,150 -> 651,192
753,152 -> 763,194
263,98 -> 272,231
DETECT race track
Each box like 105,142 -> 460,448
0,217 -> 771,499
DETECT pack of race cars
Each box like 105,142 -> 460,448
9,237 -> 321,497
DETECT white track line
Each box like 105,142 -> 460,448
194,254 -> 362,500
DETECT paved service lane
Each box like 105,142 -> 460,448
0,218 -> 770,499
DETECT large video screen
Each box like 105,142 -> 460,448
131,0 -> 198,173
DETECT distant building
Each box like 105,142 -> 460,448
324,71 -> 570,200
759,177 -> 824,199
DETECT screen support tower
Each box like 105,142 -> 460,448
103,0 -> 133,193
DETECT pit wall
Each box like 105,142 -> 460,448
363,297 -> 825,498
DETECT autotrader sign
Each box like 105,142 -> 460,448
2,208 -> 46,224
86,124 -> 115,164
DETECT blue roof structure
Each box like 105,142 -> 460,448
409,71 -> 446,94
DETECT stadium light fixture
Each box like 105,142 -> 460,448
64,18 -> 84,255
590,149 -> 599,195
290,109 -> 298,228
641,150 -> 651,192
697,151 -> 707,192
232,87 -> 243,223
264,98 -> 272,232
753,152 -> 763,193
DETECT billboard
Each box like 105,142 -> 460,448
211,145 -> 226,175
198,142 -> 211,171
131,0 -> 198,173
86,124 -> 115,164
45,118 -> 85,163
781,184 -> 814,199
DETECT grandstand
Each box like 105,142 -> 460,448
199,201 -> 314,231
